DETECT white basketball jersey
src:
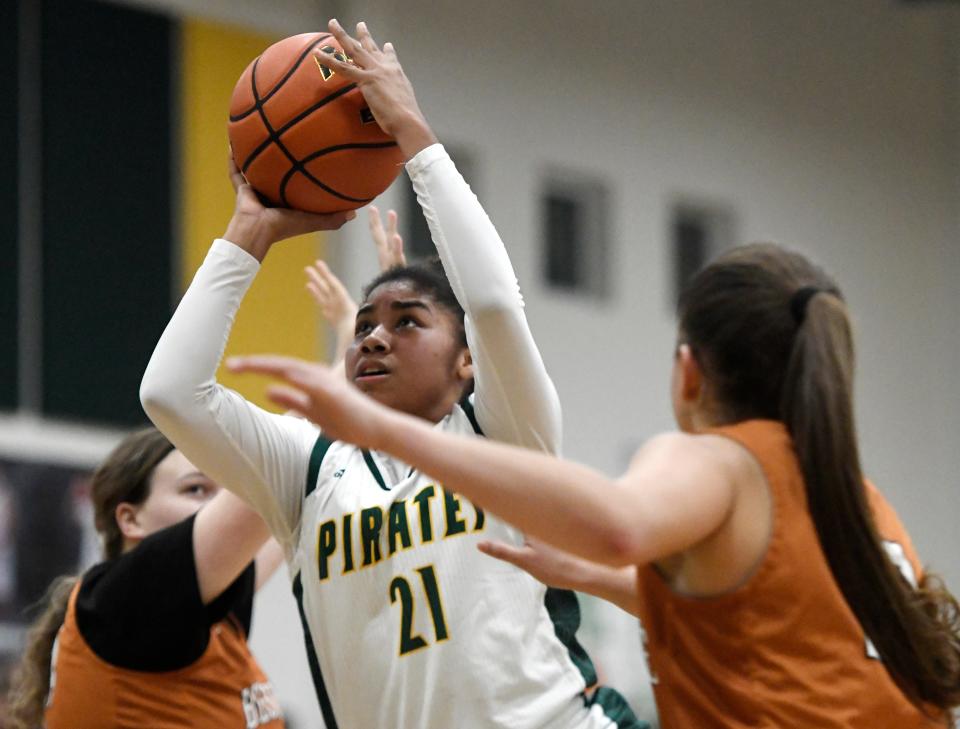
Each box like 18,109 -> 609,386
142,144 -> 643,729
289,402 -> 635,729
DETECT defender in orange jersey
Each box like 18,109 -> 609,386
6,428 -> 285,729
233,243 -> 960,727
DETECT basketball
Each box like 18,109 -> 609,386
227,32 -> 405,214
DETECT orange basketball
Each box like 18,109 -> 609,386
228,32 -> 404,214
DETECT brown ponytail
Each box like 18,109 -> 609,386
5,576 -> 77,729
783,292 -> 960,710
680,243 -> 960,713
4,427 -> 174,727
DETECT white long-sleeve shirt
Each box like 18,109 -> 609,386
141,144 -> 638,729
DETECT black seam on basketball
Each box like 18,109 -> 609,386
300,141 -> 399,162
248,62 -> 372,207
279,143 -> 399,205
248,59 -> 316,205
228,34 -> 332,122
278,164 -> 374,205
240,82 -> 359,173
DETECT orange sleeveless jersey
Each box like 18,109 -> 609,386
635,419 -> 947,728
45,584 -> 284,729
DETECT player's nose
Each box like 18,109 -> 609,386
360,325 -> 390,354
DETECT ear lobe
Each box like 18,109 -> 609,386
115,502 -> 146,542
678,344 -> 702,402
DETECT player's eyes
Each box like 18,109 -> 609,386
355,320 -> 373,336
183,483 -> 210,497
396,316 -> 419,329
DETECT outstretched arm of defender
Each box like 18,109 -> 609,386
227,355 -> 736,569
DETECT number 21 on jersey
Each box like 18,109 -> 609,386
389,565 -> 449,656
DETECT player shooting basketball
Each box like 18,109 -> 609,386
142,18 -> 643,729
234,176 -> 960,726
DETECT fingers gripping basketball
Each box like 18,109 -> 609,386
228,32 -> 405,214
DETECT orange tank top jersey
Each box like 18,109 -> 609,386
45,584 -> 284,729
635,419 -> 945,728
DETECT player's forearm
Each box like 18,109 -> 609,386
376,411 -> 640,566
223,213 -> 276,263
254,538 -> 287,591
141,240 -> 258,429
392,114 -> 438,161
467,311 -> 562,453
141,240 -> 311,543
575,564 -> 642,617
408,145 -> 561,452
407,145 -> 522,316
194,488 -> 272,605
140,239 -> 255,485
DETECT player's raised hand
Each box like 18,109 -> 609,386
317,20 -> 437,158
305,260 -> 358,361
224,157 -> 356,262
227,355 -> 390,448
368,206 -> 406,271
306,260 -> 356,324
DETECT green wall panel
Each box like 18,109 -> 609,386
0,0 -> 19,410
41,0 -> 173,425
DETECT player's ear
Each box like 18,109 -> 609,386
677,344 -> 702,404
115,502 -> 147,542
456,348 -> 473,383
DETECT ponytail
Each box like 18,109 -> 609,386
680,243 -> 960,714
782,292 -> 960,711
5,575 -> 78,729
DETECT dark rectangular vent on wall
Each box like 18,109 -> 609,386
670,201 -> 736,307
541,172 -> 609,298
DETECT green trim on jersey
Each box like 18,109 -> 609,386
459,397 -> 483,435
292,573 -> 339,729
306,434 -> 335,498
362,449 -> 390,491
462,398 -> 645,724
545,590 -> 647,728
361,402 -> 480,492
544,588 -> 597,687
585,686 -> 649,729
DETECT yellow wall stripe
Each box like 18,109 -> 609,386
179,19 -> 325,409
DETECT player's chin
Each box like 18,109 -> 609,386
358,380 -> 399,406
